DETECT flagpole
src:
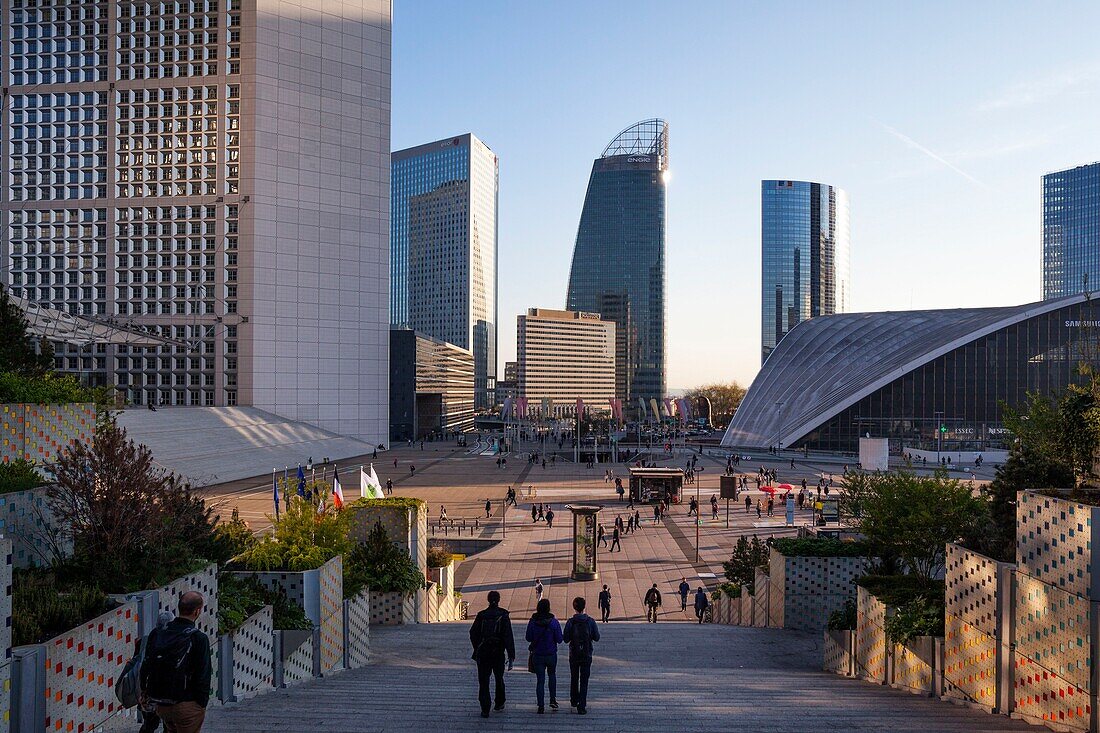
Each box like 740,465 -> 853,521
272,467 -> 280,520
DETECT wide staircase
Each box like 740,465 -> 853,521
202,621 -> 1029,732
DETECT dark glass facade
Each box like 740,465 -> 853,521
1043,162 -> 1100,300
761,180 -> 849,363
798,298 -> 1100,452
566,120 -> 667,404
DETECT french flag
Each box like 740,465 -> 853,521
332,465 -> 346,510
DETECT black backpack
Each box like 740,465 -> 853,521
569,616 -> 592,656
141,627 -> 197,705
474,613 -> 504,659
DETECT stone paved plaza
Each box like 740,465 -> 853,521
202,621 -> 1030,732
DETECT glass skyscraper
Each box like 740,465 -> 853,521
391,134 -> 498,409
1042,162 -> 1100,300
760,180 -> 850,363
566,119 -> 668,406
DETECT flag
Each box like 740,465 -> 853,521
502,397 -> 514,421
332,465 -> 345,510
663,398 -> 675,418
649,398 -> 661,421
296,464 -> 306,498
272,468 -> 281,519
516,397 -> 528,419
360,464 -> 385,499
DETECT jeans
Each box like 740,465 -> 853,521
477,656 -> 507,713
569,656 -> 592,709
531,653 -> 557,707
696,606 -> 706,623
646,605 -> 659,622
599,604 -> 610,622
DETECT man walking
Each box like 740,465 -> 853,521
470,591 -> 516,718
597,585 -> 612,623
485,498 -> 492,518
546,506 -> 555,529
140,591 -> 212,733
678,578 -> 690,611
535,578 -> 544,603
644,583 -> 662,623
597,523 -> 607,547
610,526 -> 621,553
694,587 -> 710,624
563,597 -> 600,715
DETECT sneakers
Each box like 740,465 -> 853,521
578,707 -> 587,715
549,700 -> 559,709
493,703 -> 505,711
537,706 -> 544,714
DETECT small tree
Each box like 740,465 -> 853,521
0,284 -> 52,375
344,521 -> 425,596
722,534 -> 770,586
852,471 -> 986,579
238,489 -> 352,572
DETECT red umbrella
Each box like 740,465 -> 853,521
777,483 -> 794,491
760,485 -> 777,495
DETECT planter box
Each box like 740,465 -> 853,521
768,547 -> 870,632
344,589 -> 371,669
752,566 -> 770,628
855,586 -> 889,683
220,606 -> 274,702
711,595 -> 740,625
891,635 -> 938,695
823,629 -> 854,676
275,629 -> 315,688
228,555 -> 344,675
370,590 -> 417,626
739,586 -> 753,627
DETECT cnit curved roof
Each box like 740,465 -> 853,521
601,118 -> 669,167
721,293 -> 1092,448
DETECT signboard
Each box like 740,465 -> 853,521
820,499 -> 840,524
719,475 -> 738,499
785,494 -> 795,526
568,505 -> 601,581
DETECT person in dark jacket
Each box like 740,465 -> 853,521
524,599 -> 563,713
644,584 -> 662,623
694,587 -> 710,623
597,585 -> 612,623
562,597 -> 600,714
470,590 -> 516,718
678,578 -> 690,611
136,610 -> 175,733
140,591 -> 212,733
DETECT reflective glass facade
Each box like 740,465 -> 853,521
761,180 -> 849,363
799,299 -> 1100,452
391,134 -> 498,408
1043,162 -> 1100,299
566,120 -> 667,404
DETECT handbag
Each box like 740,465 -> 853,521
527,623 -> 550,673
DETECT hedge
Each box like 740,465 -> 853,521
0,371 -> 93,404
772,537 -> 869,558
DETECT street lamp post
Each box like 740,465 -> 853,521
695,470 -> 701,563
934,411 -> 944,466
775,400 -> 785,454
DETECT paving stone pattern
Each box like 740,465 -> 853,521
203,621 -> 1033,733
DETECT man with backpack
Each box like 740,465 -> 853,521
644,583 -> 662,623
470,590 -> 516,718
562,596 -> 600,714
139,591 -> 212,733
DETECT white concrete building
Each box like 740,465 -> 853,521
517,308 -> 615,407
1,0 -> 392,442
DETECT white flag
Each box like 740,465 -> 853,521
360,464 -> 384,499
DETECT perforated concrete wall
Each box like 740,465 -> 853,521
943,544 -> 1004,711
44,601 -> 139,733
0,487 -> 67,568
159,563 -> 219,694
768,549 -> 869,632
345,589 -> 371,669
282,633 -> 314,687
317,556 -> 343,674
891,637 -> 935,695
1016,491 -> 1098,599
823,629 -> 853,676
855,586 -> 888,683
370,591 -> 416,626
0,538 -> 11,733
0,403 -> 94,464
752,567 -> 770,627
230,606 -> 274,700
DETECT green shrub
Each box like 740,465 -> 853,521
236,492 -> 352,572
0,371 -> 92,404
885,594 -> 945,645
217,573 -> 312,635
722,535 -> 770,585
12,570 -> 111,646
426,546 -> 451,569
856,574 -> 944,607
0,458 -> 45,494
772,537 -> 868,558
827,598 -> 857,631
710,582 -> 740,601
347,496 -> 425,511
344,521 -> 425,597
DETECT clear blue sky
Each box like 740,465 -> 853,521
391,1 -> 1100,390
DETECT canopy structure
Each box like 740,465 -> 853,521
13,294 -> 189,348
601,118 -> 669,169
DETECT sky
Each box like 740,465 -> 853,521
391,1 -> 1100,391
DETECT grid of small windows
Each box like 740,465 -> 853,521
6,208 -> 108,316
115,1 -> 220,81
8,2 -> 107,85
223,205 -> 238,403
115,87 -> 219,197
8,92 -> 108,202
113,205 -> 216,316
114,324 -> 215,407
226,0 -> 242,75
226,84 -> 240,194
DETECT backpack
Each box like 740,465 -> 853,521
569,616 -> 593,657
474,613 -> 505,659
115,635 -> 150,708
140,627 -> 197,705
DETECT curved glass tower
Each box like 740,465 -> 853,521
566,119 -> 668,406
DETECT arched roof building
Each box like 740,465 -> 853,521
721,293 -> 1100,452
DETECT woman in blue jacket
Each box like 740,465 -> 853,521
525,598 -> 563,713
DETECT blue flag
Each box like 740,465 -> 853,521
272,469 -> 281,519
296,464 -> 306,498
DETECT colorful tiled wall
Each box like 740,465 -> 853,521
1016,491 -> 1097,598
892,637 -> 935,695
317,556 -> 343,674
943,544 -> 1003,711
44,602 -> 139,733
855,586 -> 888,683
823,629 -> 853,676
0,487 -> 68,568
370,591 -> 416,626
345,589 -> 371,669
0,403 -> 94,464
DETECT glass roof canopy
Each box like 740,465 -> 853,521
601,118 -> 669,169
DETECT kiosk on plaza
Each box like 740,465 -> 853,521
566,504 -> 602,581
628,467 -> 684,504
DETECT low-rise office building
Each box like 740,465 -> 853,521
517,308 -> 616,413
390,329 -> 475,441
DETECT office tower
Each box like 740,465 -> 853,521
1042,162 -> 1100,300
389,328 -> 475,442
0,0 -> 392,442
566,119 -> 667,404
517,308 -> 615,408
760,180 -> 850,363
391,134 -> 498,409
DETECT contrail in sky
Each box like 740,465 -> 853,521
878,122 -> 987,188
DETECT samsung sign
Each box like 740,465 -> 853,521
1065,320 -> 1100,327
